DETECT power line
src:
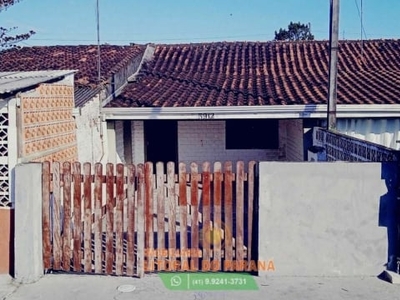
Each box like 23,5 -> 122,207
28,33 -> 275,42
96,0 -> 101,85
354,0 -> 368,40
26,29 -> 400,44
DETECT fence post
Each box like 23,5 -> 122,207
14,163 -> 43,283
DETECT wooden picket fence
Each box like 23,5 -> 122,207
42,161 -> 257,277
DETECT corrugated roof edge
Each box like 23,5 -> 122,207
74,86 -> 102,108
0,70 -> 77,95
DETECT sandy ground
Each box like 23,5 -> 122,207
1,272 -> 400,300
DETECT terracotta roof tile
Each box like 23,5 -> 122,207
0,44 -> 145,86
0,44 -> 145,106
107,39 -> 400,107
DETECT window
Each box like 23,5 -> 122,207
225,119 -> 279,149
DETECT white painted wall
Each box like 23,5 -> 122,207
286,119 -> 304,161
337,118 -> 400,150
123,119 -> 305,166
132,121 -> 145,166
115,120 -> 124,164
178,121 -> 280,167
278,119 -> 304,161
74,97 -> 103,163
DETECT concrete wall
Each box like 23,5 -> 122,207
74,96 -> 103,163
258,161 -> 397,276
14,163 -> 43,283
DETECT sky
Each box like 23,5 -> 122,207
2,0 -> 400,46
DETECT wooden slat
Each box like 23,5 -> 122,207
94,163 -> 102,274
202,162 -> 211,262
105,163 -> 114,274
115,163 -> 124,275
179,163 -> 188,267
42,161 -> 51,270
190,163 -> 199,270
72,162 -> 82,272
83,163 -> 92,273
247,161 -> 256,264
136,164 -> 145,278
126,164 -> 136,276
167,162 -> 176,269
224,161 -> 233,262
52,162 -> 62,270
156,162 -> 165,268
235,161 -> 245,265
144,162 -> 154,270
62,162 -> 72,271
213,162 -> 222,270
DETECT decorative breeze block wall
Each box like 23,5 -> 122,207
20,84 -> 78,163
0,112 -> 9,207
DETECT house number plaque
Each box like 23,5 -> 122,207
198,113 -> 215,119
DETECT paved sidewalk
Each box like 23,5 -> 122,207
0,275 -> 19,300
1,273 -> 400,300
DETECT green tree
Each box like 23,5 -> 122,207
274,22 -> 314,41
1,0 -> 35,49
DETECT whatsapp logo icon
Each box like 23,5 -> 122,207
170,275 -> 182,287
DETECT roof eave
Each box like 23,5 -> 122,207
101,104 -> 400,120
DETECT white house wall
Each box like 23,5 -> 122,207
74,97 -> 103,163
131,121 -> 145,166
278,119 -> 304,161
336,118 -> 400,150
115,120 -> 125,164
115,119 -> 306,165
177,120 -> 280,165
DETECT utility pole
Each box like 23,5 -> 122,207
96,0 -> 101,85
327,0 -> 340,130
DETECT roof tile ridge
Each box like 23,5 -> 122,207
127,44 -> 156,82
107,44 -> 145,74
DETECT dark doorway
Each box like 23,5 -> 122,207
144,120 -> 178,164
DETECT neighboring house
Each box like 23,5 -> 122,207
0,44 -> 146,164
2,40 -> 400,168
0,70 -> 77,274
102,39 -> 400,167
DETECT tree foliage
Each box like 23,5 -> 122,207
0,0 -> 35,49
274,22 -> 314,41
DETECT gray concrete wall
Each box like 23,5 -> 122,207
14,163 -> 43,283
258,161 -> 398,276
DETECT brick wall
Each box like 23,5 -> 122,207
19,83 -> 78,163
